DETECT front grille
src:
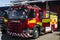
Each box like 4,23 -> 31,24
9,22 -> 20,32
10,22 -> 20,27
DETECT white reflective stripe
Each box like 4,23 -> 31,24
7,31 -> 10,34
14,33 -> 16,35
12,33 -> 14,35
14,33 -> 17,36
7,31 -> 30,38
21,34 -> 24,37
55,24 -> 57,28
18,34 -> 20,36
26,33 -> 30,37
23,33 -> 28,38
10,32 -> 12,35
11,32 -> 12,33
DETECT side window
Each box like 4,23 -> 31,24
39,10 -> 43,18
28,9 -> 35,18
24,8 -> 28,15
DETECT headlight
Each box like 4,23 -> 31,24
4,18 -> 8,23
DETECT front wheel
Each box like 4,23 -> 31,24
1,29 -> 7,34
51,27 -> 54,33
32,28 -> 39,39
1,26 -> 7,34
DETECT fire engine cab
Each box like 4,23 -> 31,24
2,5 -> 58,39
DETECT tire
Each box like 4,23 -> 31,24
1,29 -> 7,34
51,27 -> 54,33
1,26 -> 7,34
32,27 -> 39,39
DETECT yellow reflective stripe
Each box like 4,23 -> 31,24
42,19 -> 50,23
54,16 -> 57,18
28,20 -> 36,23
37,22 -> 42,26
50,22 -> 52,24
52,19 -> 54,22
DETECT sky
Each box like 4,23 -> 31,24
0,0 -> 14,7
0,0 -> 57,7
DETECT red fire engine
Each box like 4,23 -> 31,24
2,5 -> 58,39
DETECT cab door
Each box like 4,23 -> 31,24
28,9 -> 36,28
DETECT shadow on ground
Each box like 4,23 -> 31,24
1,34 -> 34,40
54,28 -> 60,36
55,33 -> 60,36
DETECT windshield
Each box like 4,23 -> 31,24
7,8 -> 28,19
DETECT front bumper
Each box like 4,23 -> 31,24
7,28 -> 33,38
7,31 -> 32,38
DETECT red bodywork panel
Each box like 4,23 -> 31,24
7,20 -> 29,33
43,23 -> 50,27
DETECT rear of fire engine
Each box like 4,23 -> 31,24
3,5 -> 58,39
